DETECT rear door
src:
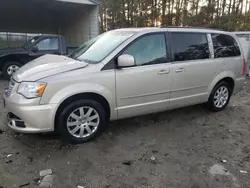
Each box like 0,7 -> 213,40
169,32 -> 217,108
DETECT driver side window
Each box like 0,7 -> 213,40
122,33 -> 168,66
35,38 -> 59,51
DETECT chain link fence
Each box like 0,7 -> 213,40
0,33 -> 44,48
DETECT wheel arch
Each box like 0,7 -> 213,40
54,92 -> 111,131
208,72 -> 235,98
0,54 -> 24,70
207,76 -> 234,111
219,77 -> 235,91
1,54 -> 24,63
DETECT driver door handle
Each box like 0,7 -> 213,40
158,70 -> 170,75
175,68 -> 185,73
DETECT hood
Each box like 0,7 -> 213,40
0,47 -> 26,56
13,54 -> 88,82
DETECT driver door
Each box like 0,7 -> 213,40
115,33 -> 173,118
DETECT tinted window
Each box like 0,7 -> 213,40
123,34 -> 167,66
171,33 -> 209,62
36,38 -> 59,51
212,34 -> 241,58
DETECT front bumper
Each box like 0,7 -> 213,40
4,93 -> 57,133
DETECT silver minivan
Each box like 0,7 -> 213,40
4,27 -> 246,143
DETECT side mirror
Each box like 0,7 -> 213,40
117,54 -> 135,68
31,46 -> 38,53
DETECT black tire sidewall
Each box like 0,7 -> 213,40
58,99 -> 106,144
2,61 -> 22,80
208,81 -> 232,112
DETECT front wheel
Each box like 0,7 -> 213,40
207,81 -> 232,112
57,99 -> 107,144
2,61 -> 22,80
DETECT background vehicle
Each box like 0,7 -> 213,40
0,35 -> 77,79
233,31 -> 250,75
4,28 -> 246,144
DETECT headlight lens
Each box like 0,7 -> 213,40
17,82 -> 47,99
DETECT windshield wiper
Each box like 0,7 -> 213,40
69,56 -> 79,60
69,56 -> 86,63
79,59 -> 97,64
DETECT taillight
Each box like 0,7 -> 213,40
243,59 -> 247,75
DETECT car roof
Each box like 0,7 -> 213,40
113,27 -> 232,35
233,31 -> 250,34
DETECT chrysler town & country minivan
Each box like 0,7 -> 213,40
4,27 -> 246,143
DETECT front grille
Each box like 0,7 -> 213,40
4,78 -> 15,97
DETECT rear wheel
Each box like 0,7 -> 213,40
2,61 -> 22,80
207,81 -> 232,112
57,99 -> 107,143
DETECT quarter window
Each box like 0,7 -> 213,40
236,34 -> 250,41
36,38 -> 59,51
171,33 -> 209,62
211,34 -> 241,58
122,34 -> 168,66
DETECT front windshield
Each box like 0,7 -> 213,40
70,30 -> 135,63
21,36 -> 40,49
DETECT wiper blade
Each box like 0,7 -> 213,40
69,56 -> 86,63
69,56 -> 78,60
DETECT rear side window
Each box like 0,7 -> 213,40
171,32 -> 209,62
211,34 -> 241,58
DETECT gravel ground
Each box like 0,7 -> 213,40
0,79 -> 250,188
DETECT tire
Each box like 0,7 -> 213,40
207,81 -> 232,112
2,61 -> 22,80
57,99 -> 107,144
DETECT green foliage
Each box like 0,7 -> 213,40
100,0 -> 250,31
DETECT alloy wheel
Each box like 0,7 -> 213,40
66,106 -> 100,138
213,86 -> 229,108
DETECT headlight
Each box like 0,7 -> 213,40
17,82 -> 47,99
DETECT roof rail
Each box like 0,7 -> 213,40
159,26 -> 224,31
88,0 -> 100,5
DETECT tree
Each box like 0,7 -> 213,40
100,0 -> 250,32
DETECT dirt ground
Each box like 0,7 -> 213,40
0,79 -> 250,188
